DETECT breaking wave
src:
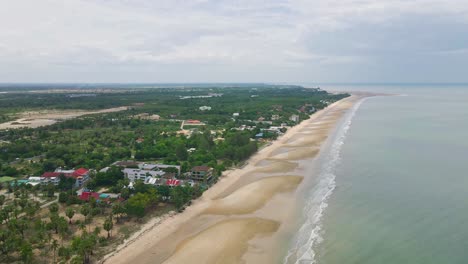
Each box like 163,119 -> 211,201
284,98 -> 366,264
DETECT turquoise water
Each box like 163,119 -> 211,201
289,84 -> 468,264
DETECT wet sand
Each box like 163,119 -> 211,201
102,94 -> 368,264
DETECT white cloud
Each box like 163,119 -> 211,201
0,0 -> 467,82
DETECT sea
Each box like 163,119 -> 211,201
285,84 -> 468,264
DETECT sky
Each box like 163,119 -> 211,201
1,0 -> 468,83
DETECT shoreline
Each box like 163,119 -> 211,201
102,94 -> 372,264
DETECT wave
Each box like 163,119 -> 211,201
283,98 -> 366,264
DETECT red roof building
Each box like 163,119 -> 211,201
186,119 -> 201,124
72,168 -> 89,178
42,168 -> 90,187
166,179 -> 181,186
79,192 -> 101,201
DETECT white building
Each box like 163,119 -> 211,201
289,114 -> 300,123
199,106 -> 212,111
122,168 -> 165,182
233,113 -> 240,117
27,176 -> 44,186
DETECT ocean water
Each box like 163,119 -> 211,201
287,84 -> 468,264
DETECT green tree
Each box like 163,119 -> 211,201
103,217 -> 113,238
80,205 -> 90,223
20,242 -> 33,264
51,239 -> 59,264
112,203 -> 125,223
49,203 -> 59,214
125,193 -> 150,218
66,208 -> 75,224
58,175 -> 76,190
71,232 -> 97,264
175,144 -> 188,161
58,192 -> 69,203
58,246 -> 72,262
170,186 -> 193,210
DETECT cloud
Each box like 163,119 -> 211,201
0,0 -> 467,82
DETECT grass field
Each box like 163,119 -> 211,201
0,176 -> 15,183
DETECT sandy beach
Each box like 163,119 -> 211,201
0,106 -> 128,130
102,94 -> 368,264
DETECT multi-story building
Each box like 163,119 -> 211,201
190,166 -> 213,182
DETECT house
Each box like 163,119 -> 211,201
186,119 -> 202,124
188,148 -> 196,153
255,133 -> 264,139
289,114 -> 300,123
79,192 -> 118,202
136,138 -> 145,144
258,117 -> 265,122
133,113 -> 160,120
41,168 -> 91,188
79,192 -> 101,201
190,166 -> 213,181
144,177 -> 162,186
27,176 -> 44,186
166,179 -> 181,187
71,168 -> 90,188
199,106 -> 212,111
271,114 -> 280,121
41,172 -> 61,185
144,174 -> 180,187
40,167 -> 90,187
233,113 -> 240,117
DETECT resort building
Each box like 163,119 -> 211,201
120,162 -> 181,182
40,167 -> 90,187
190,166 -> 213,182
122,168 -> 165,182
289,114 -> 300,123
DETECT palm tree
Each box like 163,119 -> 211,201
103,217 -> 113,239
112,203 -> 125,223
80,205 -> 90,223
66,208 -> 75,224
49,203 -> 59,214
51,239 -> 59,264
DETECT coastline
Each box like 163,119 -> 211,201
102,94 -> 371,264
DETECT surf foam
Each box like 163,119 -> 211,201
284,98 -> 366,264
